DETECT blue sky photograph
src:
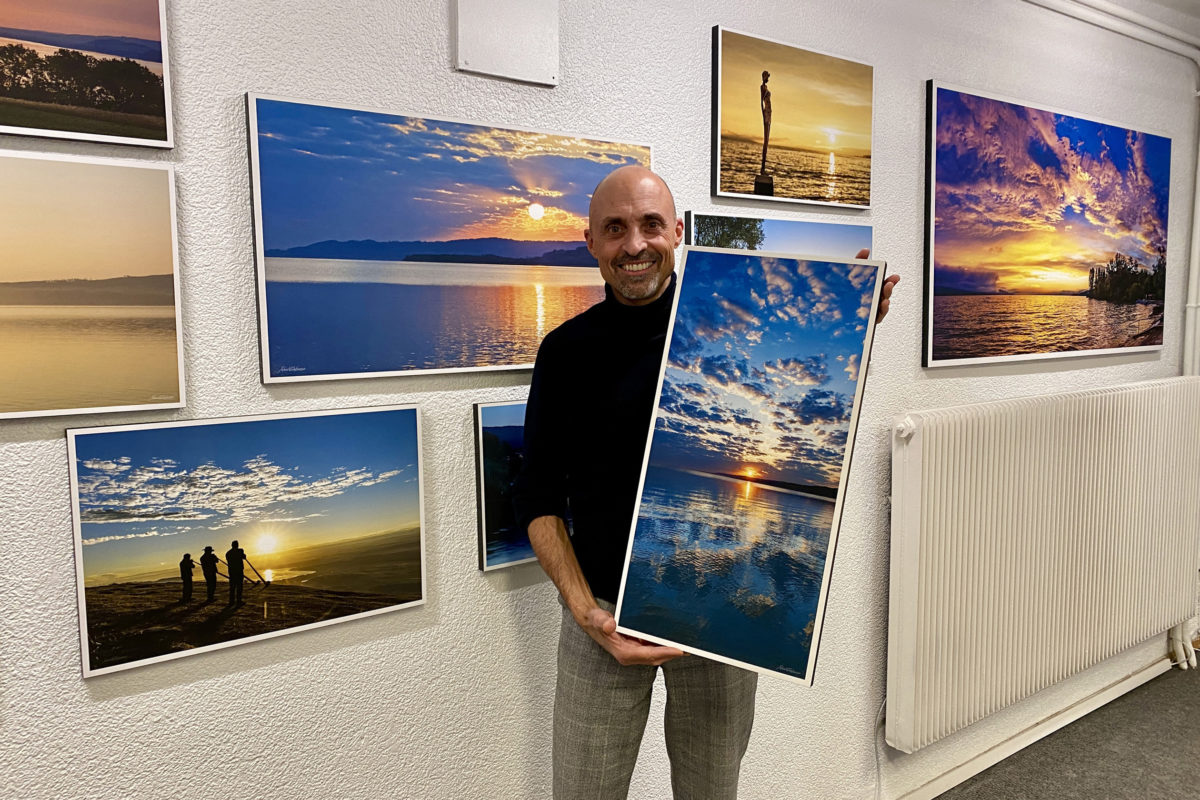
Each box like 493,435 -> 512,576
73,409 -> 422,585
649,249 -> 879,489
253,96 -> 650,252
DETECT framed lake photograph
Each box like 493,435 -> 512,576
712,26 -> 873,208
686,210 -> 871,256
248,94 -> 651,382
68,406 -> 426,676
0,0 -> 173,147
473,400 -> 538,571
0,150 -> 183,419
615,246 -> 883,685
925,82 -> 1170,367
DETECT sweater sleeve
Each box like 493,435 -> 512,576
512,332 -> 570,531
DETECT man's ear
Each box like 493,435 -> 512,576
674,216 -> 684,244
584,226 -> 596,257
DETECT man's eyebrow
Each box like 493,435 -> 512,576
599,215 -> 626,227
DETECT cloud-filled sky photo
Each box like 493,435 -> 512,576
254,97 -> 650,251
719,28 -> 872,157
0,0 -> 162,41
933,86 -> 1170,295
73,410 -> 421,585
648,249 -> 878,489
1,156 -> 173,282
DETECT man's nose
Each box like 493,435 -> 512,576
623,230 -> 647,256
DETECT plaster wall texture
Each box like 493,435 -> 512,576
0,1 -> 1194,798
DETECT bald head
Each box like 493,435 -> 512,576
588,165 -> 676,223
583,165 -> 683,306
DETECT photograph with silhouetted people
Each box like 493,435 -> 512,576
226,540 -> 247,606
70,408 -> 425,674
199,546 -> 218,602
179,553 -> 195,602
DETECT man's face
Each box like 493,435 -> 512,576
584,170 -> 683,306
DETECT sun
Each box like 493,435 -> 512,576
527,202 -> 545,220
256,532 -> 279,554
740,466 -> 761,479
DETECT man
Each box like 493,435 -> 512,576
179,553 -> 195,602
226,540 -> 247,606
199,546 -> 219,603
514,164 -> 898,799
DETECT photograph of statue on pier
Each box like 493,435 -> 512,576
248,94 -> 650,382
0,0 -> 172,146
926,83 -> 1170,367
712,26 -> 873,208
615,247 -> 883,684
68,406 -> 425,676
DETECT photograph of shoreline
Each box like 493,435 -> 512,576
686,211 -> 871,257
0,152 -> 182,419
249,95 -> 650,381
713,27 -> 872,208
927,83 -> 1171,366
0,0 -> 171,145
616,247 -> 882,684
474,401 -> 538,571
69,407 -> 425,676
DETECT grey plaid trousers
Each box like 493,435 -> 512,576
552,601 -> 758,799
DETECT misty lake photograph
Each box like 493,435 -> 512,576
0,152 -> 181,418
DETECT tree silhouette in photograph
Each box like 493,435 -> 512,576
693,216 -> 766,250
0,43 -> 164,115
1088,247 -> 1166,305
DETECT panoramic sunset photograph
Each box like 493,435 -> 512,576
0,0 -> 169,143
617,248 -> 881,683
70,408 -> 424,675
715,27 -> 872,206
928,84 -> 1171,365
251,95 -> 650,380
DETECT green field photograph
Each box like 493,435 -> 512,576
0,0 -> 172,145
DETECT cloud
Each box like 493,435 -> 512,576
76,455 -> 406,529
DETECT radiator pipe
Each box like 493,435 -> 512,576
1020,0 -> 1200,375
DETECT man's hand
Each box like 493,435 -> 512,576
854,248 -> 899,324
578,606 -> 685,667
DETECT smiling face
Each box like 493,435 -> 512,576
584,166 -> 683,306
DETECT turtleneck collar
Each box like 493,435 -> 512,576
601,271 -> 677,318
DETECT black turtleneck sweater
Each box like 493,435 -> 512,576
513,276 -> 675,603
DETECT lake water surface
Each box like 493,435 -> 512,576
265,258 -> 605,377
0,305 -> 179,414
720,138 -> 871,206
932,294 -> 1160,361
619,466 -> 836,680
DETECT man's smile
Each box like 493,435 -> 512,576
615,259 -> 656,273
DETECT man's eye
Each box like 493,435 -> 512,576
607,225 -> 622,234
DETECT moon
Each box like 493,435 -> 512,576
528,202 -> 545,220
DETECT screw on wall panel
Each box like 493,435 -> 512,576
895,416 -> 917,440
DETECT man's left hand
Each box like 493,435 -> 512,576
854,248 -> 899,324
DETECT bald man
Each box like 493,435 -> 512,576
514,166 -> 896,799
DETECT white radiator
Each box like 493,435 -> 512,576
886,377 -> 1200,753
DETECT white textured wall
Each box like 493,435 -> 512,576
0,1 -> 1194,798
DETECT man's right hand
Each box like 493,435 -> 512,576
578,606 -> 685,667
